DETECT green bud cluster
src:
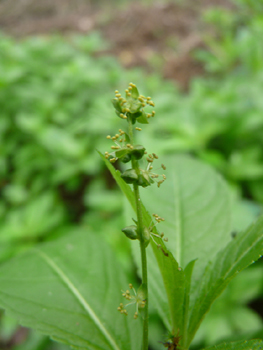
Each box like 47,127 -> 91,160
122,212 -> 168,248
105,83 -> 166,189
112,82 -> 155,125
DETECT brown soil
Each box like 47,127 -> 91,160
0,0 -> 233,89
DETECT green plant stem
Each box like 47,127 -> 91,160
128,116 -> 148,350
133,182 -> 148,350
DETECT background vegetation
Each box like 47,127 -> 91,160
0,0 -> 263,349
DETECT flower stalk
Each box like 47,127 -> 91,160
105,82 -> 167,350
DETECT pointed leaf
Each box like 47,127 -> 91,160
188,215 -> 263,347
140,155 -> 232,300
202,339 -> 263,350
0,229 -> 142,350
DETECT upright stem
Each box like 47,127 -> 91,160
133,182 -> 148,350
128,117 -> 148,350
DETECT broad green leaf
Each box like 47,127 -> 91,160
202,339 -> 263,350
0,229 -> 142,350
100,152 -> 193,334
187,215 -> 263,347
140,155 -> 232,295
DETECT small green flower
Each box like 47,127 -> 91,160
143,213 -> 169,249
138,153 -> 167,188
104,128 -> 145,164
117,283 -> 146,319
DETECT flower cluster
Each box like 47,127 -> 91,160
122,213 -> 168,249
117,283 -> 146,319
105,82 -> 166,189
112,82 -> 155,125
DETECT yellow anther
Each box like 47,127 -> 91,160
140,301 -> 146,308
164,237 -> 168,242
135,127 -> 142,131
115,93 -> 121,97
153,153 -> 158,159
110,158 -> 116,163
157,180 -> 164,187
106,135 -> 111,139
152,111 -> 155,116
161,164 -> 166,170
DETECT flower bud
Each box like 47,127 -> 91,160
121,169 -> 138,184
122,225 -> 138,240
120,153 -> 131,163
131,145 -> 145,160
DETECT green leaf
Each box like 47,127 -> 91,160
137,110 -> 149,124
202,339 -> 263,350
187,215 -> 263,347
140,155 -> 232,299
0,229 -> 142,350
